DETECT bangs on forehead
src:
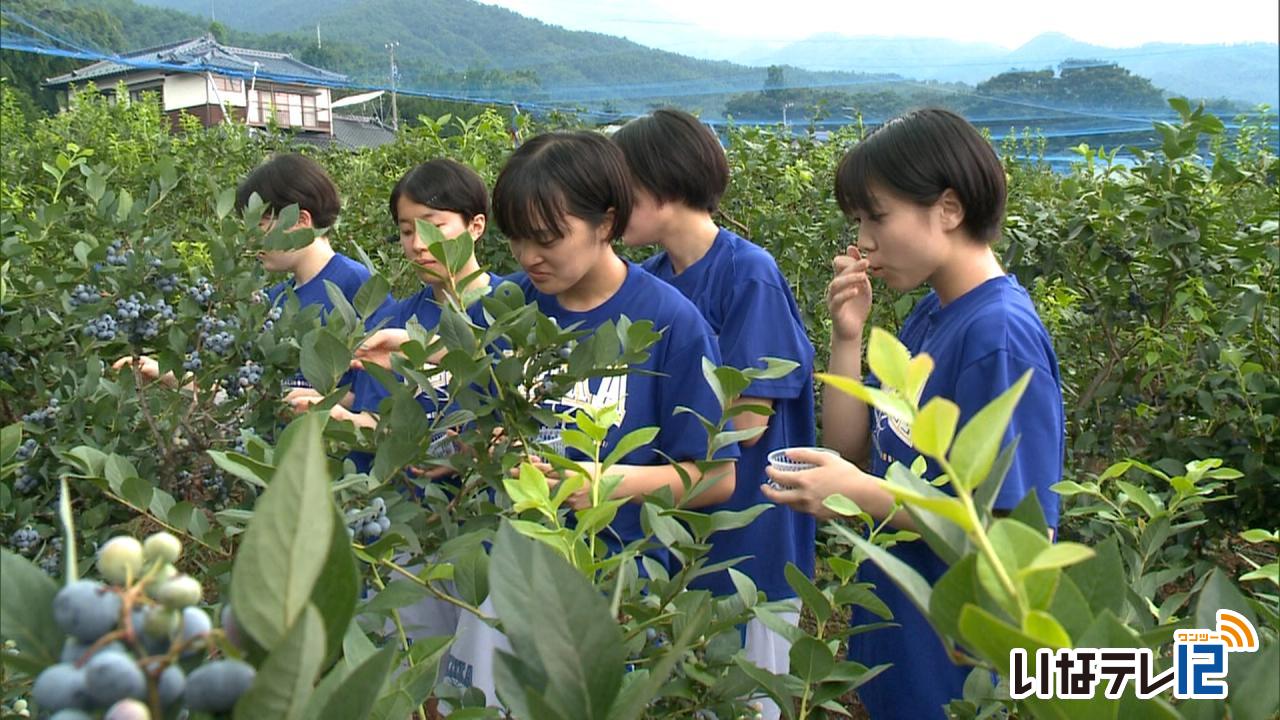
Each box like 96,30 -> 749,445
492,164 -> 572,244
834,146 -> 886,218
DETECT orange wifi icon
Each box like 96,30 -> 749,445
1216,610 -> 1259,652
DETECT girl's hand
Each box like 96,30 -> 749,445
112,355 -> 162,382
761,448 -> 866,520
352,328 -> 412,371
284,388 -> 325,415
828,245 -> 873,341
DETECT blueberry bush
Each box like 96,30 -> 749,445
1,83 -> 1277,717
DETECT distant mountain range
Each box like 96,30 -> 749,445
735,31 -> 1278,105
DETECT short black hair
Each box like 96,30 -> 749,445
492,131 -> 631,245
235,153 -> 341,229
612,108 -> 728,212
389,159 -> 489,224
835,108 -> 1007,243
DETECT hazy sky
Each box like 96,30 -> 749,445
480,0 -> 1280,56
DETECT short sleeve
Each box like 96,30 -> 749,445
718,279 -> 813,400
655,334 -> 740,463
951,351 -> 1063,528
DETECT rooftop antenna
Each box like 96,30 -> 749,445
209,0 -> 215,22
316,25 -> 322,50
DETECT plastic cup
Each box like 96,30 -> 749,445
766,447 -> 838,489
281,373 -> 313,391
427,431 -> 457,459
534,427 -> 564,457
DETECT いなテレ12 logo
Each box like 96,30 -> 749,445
1009,609 -> 1260,701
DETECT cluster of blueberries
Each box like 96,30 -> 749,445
31,533 -> 256,719
197,317 -> 237,356
104,240 -> 132,267
22,397 -> 59,426
346,496 -> 392,542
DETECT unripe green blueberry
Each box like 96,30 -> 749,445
103,698 -> 151,720
142,606 -> 181,639
143,563 -> 179,598
155,574 -> 202,609
49,711 -> 94,720
97,537 -> 144,585
142,532 -> 182,565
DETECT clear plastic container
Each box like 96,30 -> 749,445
766,447 -> 839,489
535,427 -> 564,457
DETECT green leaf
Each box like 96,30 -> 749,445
313,644 -> 397,720
215,186 -> 235,219
817,373 -> 915,426
1021,610 -> 1071,648
1115,480 -> 1161,518
785,563 -> 832,627
1066,537 -> 1127,618
1023,543 -> 1096,574
0,423 -> 19,463
489,521 -> 624,719
1238,529 -> 1278,544
300,328 -> 354,395
234,603 -> 326,720
912,397 -> 959,460
822,494 -> 863,517
309,505 -> 360,665
367,637 -> 451,720
831,524 -> 933,623
0,550 -> 63,672
354,275 -> 392,319
230,413 -> 336,650
929,554 -> 979,643
865,327 -> 911,392
948,370 -> 1032,490
788,636 -> 835,684
1228,639 -> 1279,720
877,477 -> 975,533
602,426 -> 660,468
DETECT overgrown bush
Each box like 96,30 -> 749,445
1,85 -> 1276,717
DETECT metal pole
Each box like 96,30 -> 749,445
385,41 -> 400,131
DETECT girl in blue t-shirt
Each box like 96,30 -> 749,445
762,109 -> 1064,720
335,158 -> 494,431
613,108 -> 816,717
115,154 -> 382,388
491,130 -> 738,516
436,130 -> 741,709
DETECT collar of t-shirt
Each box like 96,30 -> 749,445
652,227 -> 731,284
537,260 -> 644,327
924,274 -> 1020,326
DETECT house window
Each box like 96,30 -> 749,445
212,75 -> 242,92
302,95 -> 317,128
246,88 -> 323,128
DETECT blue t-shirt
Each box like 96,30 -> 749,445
643,228 -> 816,600
349,285 -> 447,415
266,252 -> 373,314
509,261 -> 740,563
850,274 -> 1064,720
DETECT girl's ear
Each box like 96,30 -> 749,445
596,208 -> 616,243
936,189 -> 965,233
469,213 -> 487,239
